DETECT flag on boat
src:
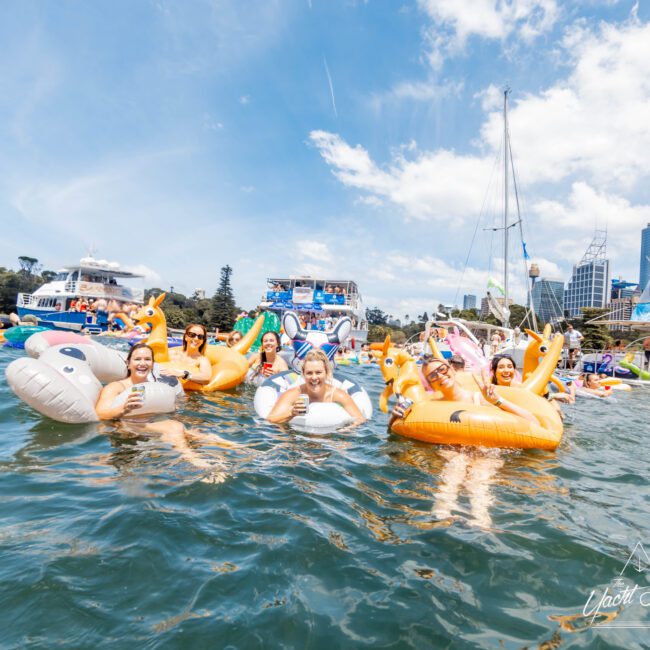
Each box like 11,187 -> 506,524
487,277 -> 505,296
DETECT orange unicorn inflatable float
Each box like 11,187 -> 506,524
133,293 -> 263,392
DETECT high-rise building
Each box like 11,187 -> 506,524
640,223 -> 650,291
463,294 -> 476,310
531,279 -> 564,325
564,231 -> 611,318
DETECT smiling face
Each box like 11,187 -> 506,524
184,325 -> 206,353
422,360 -> 455,389
302,359 -> 328,394
262,332 -> 278,355
494,357 -> 516,386
127,347 -> 154,382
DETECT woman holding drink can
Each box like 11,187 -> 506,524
266,349 -> 365,425
248,331 -> 289,380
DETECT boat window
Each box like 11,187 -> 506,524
54,272 -> 68,281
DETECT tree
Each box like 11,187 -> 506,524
41,270 -> 57,283
209,265 -> 238,330
17,256 -> 41,276
578,308 -> 612,351
366,307 -> 388,326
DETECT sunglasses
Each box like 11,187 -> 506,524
185,332 -> 205,340
424,363 -> 450,382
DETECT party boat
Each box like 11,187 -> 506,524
16,256 -> 145,333
258,276 -> 368,347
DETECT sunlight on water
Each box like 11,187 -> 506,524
1,345 -> 649,648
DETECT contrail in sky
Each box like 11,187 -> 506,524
323,58 -> 338,118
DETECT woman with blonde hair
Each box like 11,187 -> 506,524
266,349 -> 365,424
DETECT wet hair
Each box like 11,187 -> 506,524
260,331 -> 282,363
183,323 -> 208,354
584,373 -> 599,386
449,354 -> 465,370
490,354 -> 516,385
302,349 -> 333,381
125,343 -> 154,377
226,331 -> 242,347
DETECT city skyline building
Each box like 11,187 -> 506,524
463,294 -> 476,310
531,279 -> 564,325
563,230 -> 611,318
641,223 -> 650,291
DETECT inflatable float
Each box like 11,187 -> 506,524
233,311 -> 281,352
619,353 -> 650,381
2,325 -> 50,348
282,311 -> 352,368
132,293 -> 263,391
378,333 -> 565,450
254,369 -> 372,430
5,338 -> 183,424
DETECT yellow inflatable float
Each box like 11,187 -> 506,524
378,333 -> 565,450
133,293 -> 263,392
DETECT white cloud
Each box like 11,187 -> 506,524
532,182 -> 650,265
418,0 -> 558,68
296,239 -> 332,262
480,19 -> 650,189
309,130 -> 492,221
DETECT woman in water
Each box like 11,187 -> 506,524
490,354 -> 521,387
580,373 -> 612,398
266,349 -> 365,424
391,356 -> 538,425
161,324 -> 212,384
226,331 -> 243,347
95,343 -> 236,475
248,331 -> 288,379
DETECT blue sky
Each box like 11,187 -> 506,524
1,0 -> 648,319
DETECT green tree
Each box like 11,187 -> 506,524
366,307 -> 388,326
17,256 -> 41,276
577,308 -> 612,351
209,265 -> 238,330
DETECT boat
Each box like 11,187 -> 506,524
258,276 -> 368,348
16,256 -> 145,333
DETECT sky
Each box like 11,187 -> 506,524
1,0 -> 648,320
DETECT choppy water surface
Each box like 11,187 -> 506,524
1,345 -> 649,649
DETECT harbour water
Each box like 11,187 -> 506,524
1,345 -> 649,648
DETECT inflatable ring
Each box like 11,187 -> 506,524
254,369 -> 372,430
6,341 -> 183,424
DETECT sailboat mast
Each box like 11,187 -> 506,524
503,87 -> 510,327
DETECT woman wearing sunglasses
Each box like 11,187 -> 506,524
160,323 -> 212,385
390,356 -> 537,426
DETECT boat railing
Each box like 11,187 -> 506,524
17,293 -> 37,308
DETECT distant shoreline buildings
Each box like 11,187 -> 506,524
476,224 -> 646,327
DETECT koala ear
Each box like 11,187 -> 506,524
328,317 -> 352,344
282,311 -> 305,341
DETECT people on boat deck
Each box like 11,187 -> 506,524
490,331 -> 502,356
226,331 -> 243,347
390,356 -> 538,427
248,331 -> 288,378
266,349 -> 365,425
490,354 -> 521,387
161,324 -> 212,384
563,324 -> 584,369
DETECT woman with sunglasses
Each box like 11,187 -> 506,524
390,357 -> 537,426
160,324 -> 212,385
